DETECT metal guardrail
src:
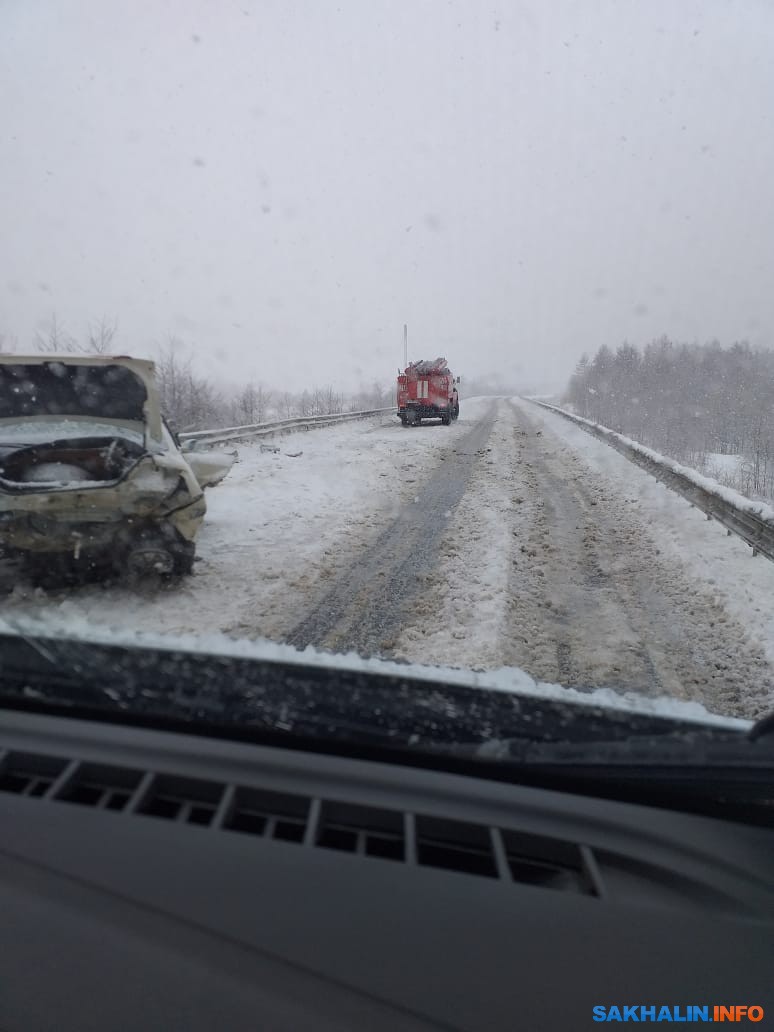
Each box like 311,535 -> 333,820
179,407 -> 397,448
532,401 -> 774,563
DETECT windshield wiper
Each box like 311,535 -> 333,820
749,710 -> 774,742
454,729 -> 774,771
0,629 -> 757,754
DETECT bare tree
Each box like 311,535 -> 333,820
156,339 -> 193,429
186,370 -> 223,429
34,312 -> 75,353
237,383 -> 258,423
155,336 -> 230,431
255,383 -> 273,422
298,390 -> 312,417
235,382 -> 273,424
279,391 -> 296,419
86,316 -> 118,354
323,385 -> 342,414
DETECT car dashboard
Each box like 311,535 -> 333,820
1,705 -> 773,1032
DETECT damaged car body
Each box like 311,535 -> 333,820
0,355 -> 209,579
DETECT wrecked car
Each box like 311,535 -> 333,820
0,355 -> 213,579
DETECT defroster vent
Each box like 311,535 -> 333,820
0,748 -> 600,897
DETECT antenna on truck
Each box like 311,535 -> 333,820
403,323 -> 408,370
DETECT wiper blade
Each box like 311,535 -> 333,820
460,730 -> 774,767
0,630 -> 755,758
749,710 -> 774,742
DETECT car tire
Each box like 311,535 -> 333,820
172,545 -> 196,576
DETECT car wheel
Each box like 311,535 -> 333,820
172,544 -> 196,576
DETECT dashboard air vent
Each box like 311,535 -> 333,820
317,800 -> 405,860
137,773 -> 224,826
225,785 -> 310,843
0,751 -> 68,798
415,815 -> 498,877
0,747 -> 597,897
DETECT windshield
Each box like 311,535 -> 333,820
0,361 -> 148,419
1,1 -> 773,757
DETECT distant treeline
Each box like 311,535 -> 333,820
564,337 -> 774,501
154,343 -> 392,432
0,316 -> 393,433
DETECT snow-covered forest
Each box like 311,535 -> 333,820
564,338 -> 774,501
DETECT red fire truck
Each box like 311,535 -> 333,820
396,358 -> 460,427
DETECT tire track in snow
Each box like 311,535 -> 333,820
509,428 -> 677,696
284,405 -> 497,656
502,400 -> 774,717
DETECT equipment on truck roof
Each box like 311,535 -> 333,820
405,358 -> 451,376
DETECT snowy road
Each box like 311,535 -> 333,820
400,400 -> 774,718
0,405 -> 490,646
2,397 -> 773,719
396,399 -> 774,718
285,407 -> 496,653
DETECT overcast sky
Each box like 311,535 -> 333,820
2,0 -> 773,394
